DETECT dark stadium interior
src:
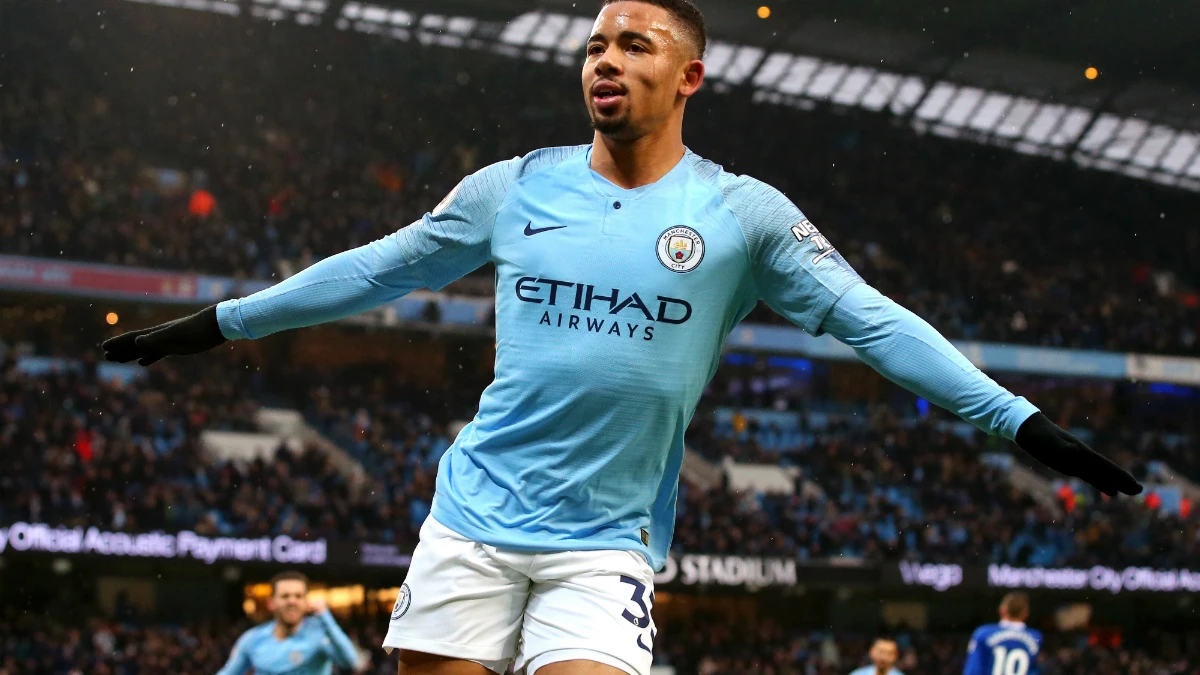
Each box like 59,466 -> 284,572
4,0 -> 1200,673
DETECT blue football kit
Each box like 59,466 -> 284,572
963,621 -> 1043,675
215,611 -> 359,675
216,145 -> 1038,570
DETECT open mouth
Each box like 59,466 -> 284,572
592,81 -> 626,107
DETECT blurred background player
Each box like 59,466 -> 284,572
962,593 -> 1043,675
215,571 -> 361,675
849,637 -> 904,675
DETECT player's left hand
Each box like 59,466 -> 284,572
1015,412 -> 1143,497
306,597 -> 328,615
101,305 -> 227,366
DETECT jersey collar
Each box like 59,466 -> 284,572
584,145 -> 693,201
999,620 -> 1026,628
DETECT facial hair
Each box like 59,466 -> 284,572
589,103 -> 631,136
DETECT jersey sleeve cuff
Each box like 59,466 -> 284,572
999,397 -> 1040,441
216,300 -> 249,341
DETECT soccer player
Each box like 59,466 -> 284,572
103,1 -> 1141,673
850,638 -> 904,675
215,571 -> 360,675
963,593 -> 1043,675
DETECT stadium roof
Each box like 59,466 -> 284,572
125,0 -> 1200,188
391,0 -> 1200,123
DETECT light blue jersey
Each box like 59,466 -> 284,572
215,611 -> 359,675
217,145 -> 1037,569
963,621 -> 1042,675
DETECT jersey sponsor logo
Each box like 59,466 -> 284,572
789,219 -> 838,264
390,583 -> 412,621
656,226 -> 705,273
289,650 -> 304,665
524,221 -> 567,236
515,276 -> 692,341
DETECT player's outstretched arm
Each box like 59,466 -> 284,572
725,176 -> 1137,495
103,160 -> 516,365
312,604 -> 361,669
819,283 -> 1141,497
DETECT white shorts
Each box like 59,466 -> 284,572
382,517 -> 657,675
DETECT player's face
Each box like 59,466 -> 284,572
270,579 -> 308,627
870,640 -> 899,669
583,2 -> 699,139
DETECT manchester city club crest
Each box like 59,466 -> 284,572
656,226 -> 705,273
391,583 -> 412,621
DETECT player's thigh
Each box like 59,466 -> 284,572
533,660 -> 632,675
383,517 -> 530,670
516,550 -> 657,675
397,650 -> 496,675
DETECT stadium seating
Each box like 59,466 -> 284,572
2,610 -> 1194,675
4,0 -> 1200,355
3,339 -> 1196,568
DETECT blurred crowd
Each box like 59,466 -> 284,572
678,414 -> 1200,567
4,333 -> 1199,568
3,609 -> 1197,675
4,0 -> 1200,354
0,354 -> 430,546
679,359 -> 1200,567
656,614 -> 1200,675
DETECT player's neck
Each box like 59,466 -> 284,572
273,620 -> 301,639
590,126 -> 685,190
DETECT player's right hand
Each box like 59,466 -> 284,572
1015,412 -> 1143,497
101,305 -> 227,366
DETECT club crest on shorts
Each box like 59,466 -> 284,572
656,226 -> 705,273
391,583 -> 412,621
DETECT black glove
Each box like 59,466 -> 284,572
1015,412 -> 1142,497
102,305 -> 227,366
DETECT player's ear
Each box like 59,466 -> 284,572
679,57 -> 704,98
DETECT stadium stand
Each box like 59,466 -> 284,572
4,332 -> 1198,568
3,611 -> 1197,675
5,1 -> 1200,672
4,1 -> 1200,353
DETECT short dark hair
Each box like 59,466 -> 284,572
270,570 -> 309,594
601,0 -> 707,58
1001,592 -> 1030,619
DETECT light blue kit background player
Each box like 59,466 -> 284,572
102,1 -> 1137,674
216,572 -> 359,675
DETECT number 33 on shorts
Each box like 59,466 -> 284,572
618,575 -> 657,653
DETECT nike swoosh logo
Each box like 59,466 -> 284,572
524,222 -> 567,236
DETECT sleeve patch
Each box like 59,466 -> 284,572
789,219 -> 838,265
432,180 -> 464,216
